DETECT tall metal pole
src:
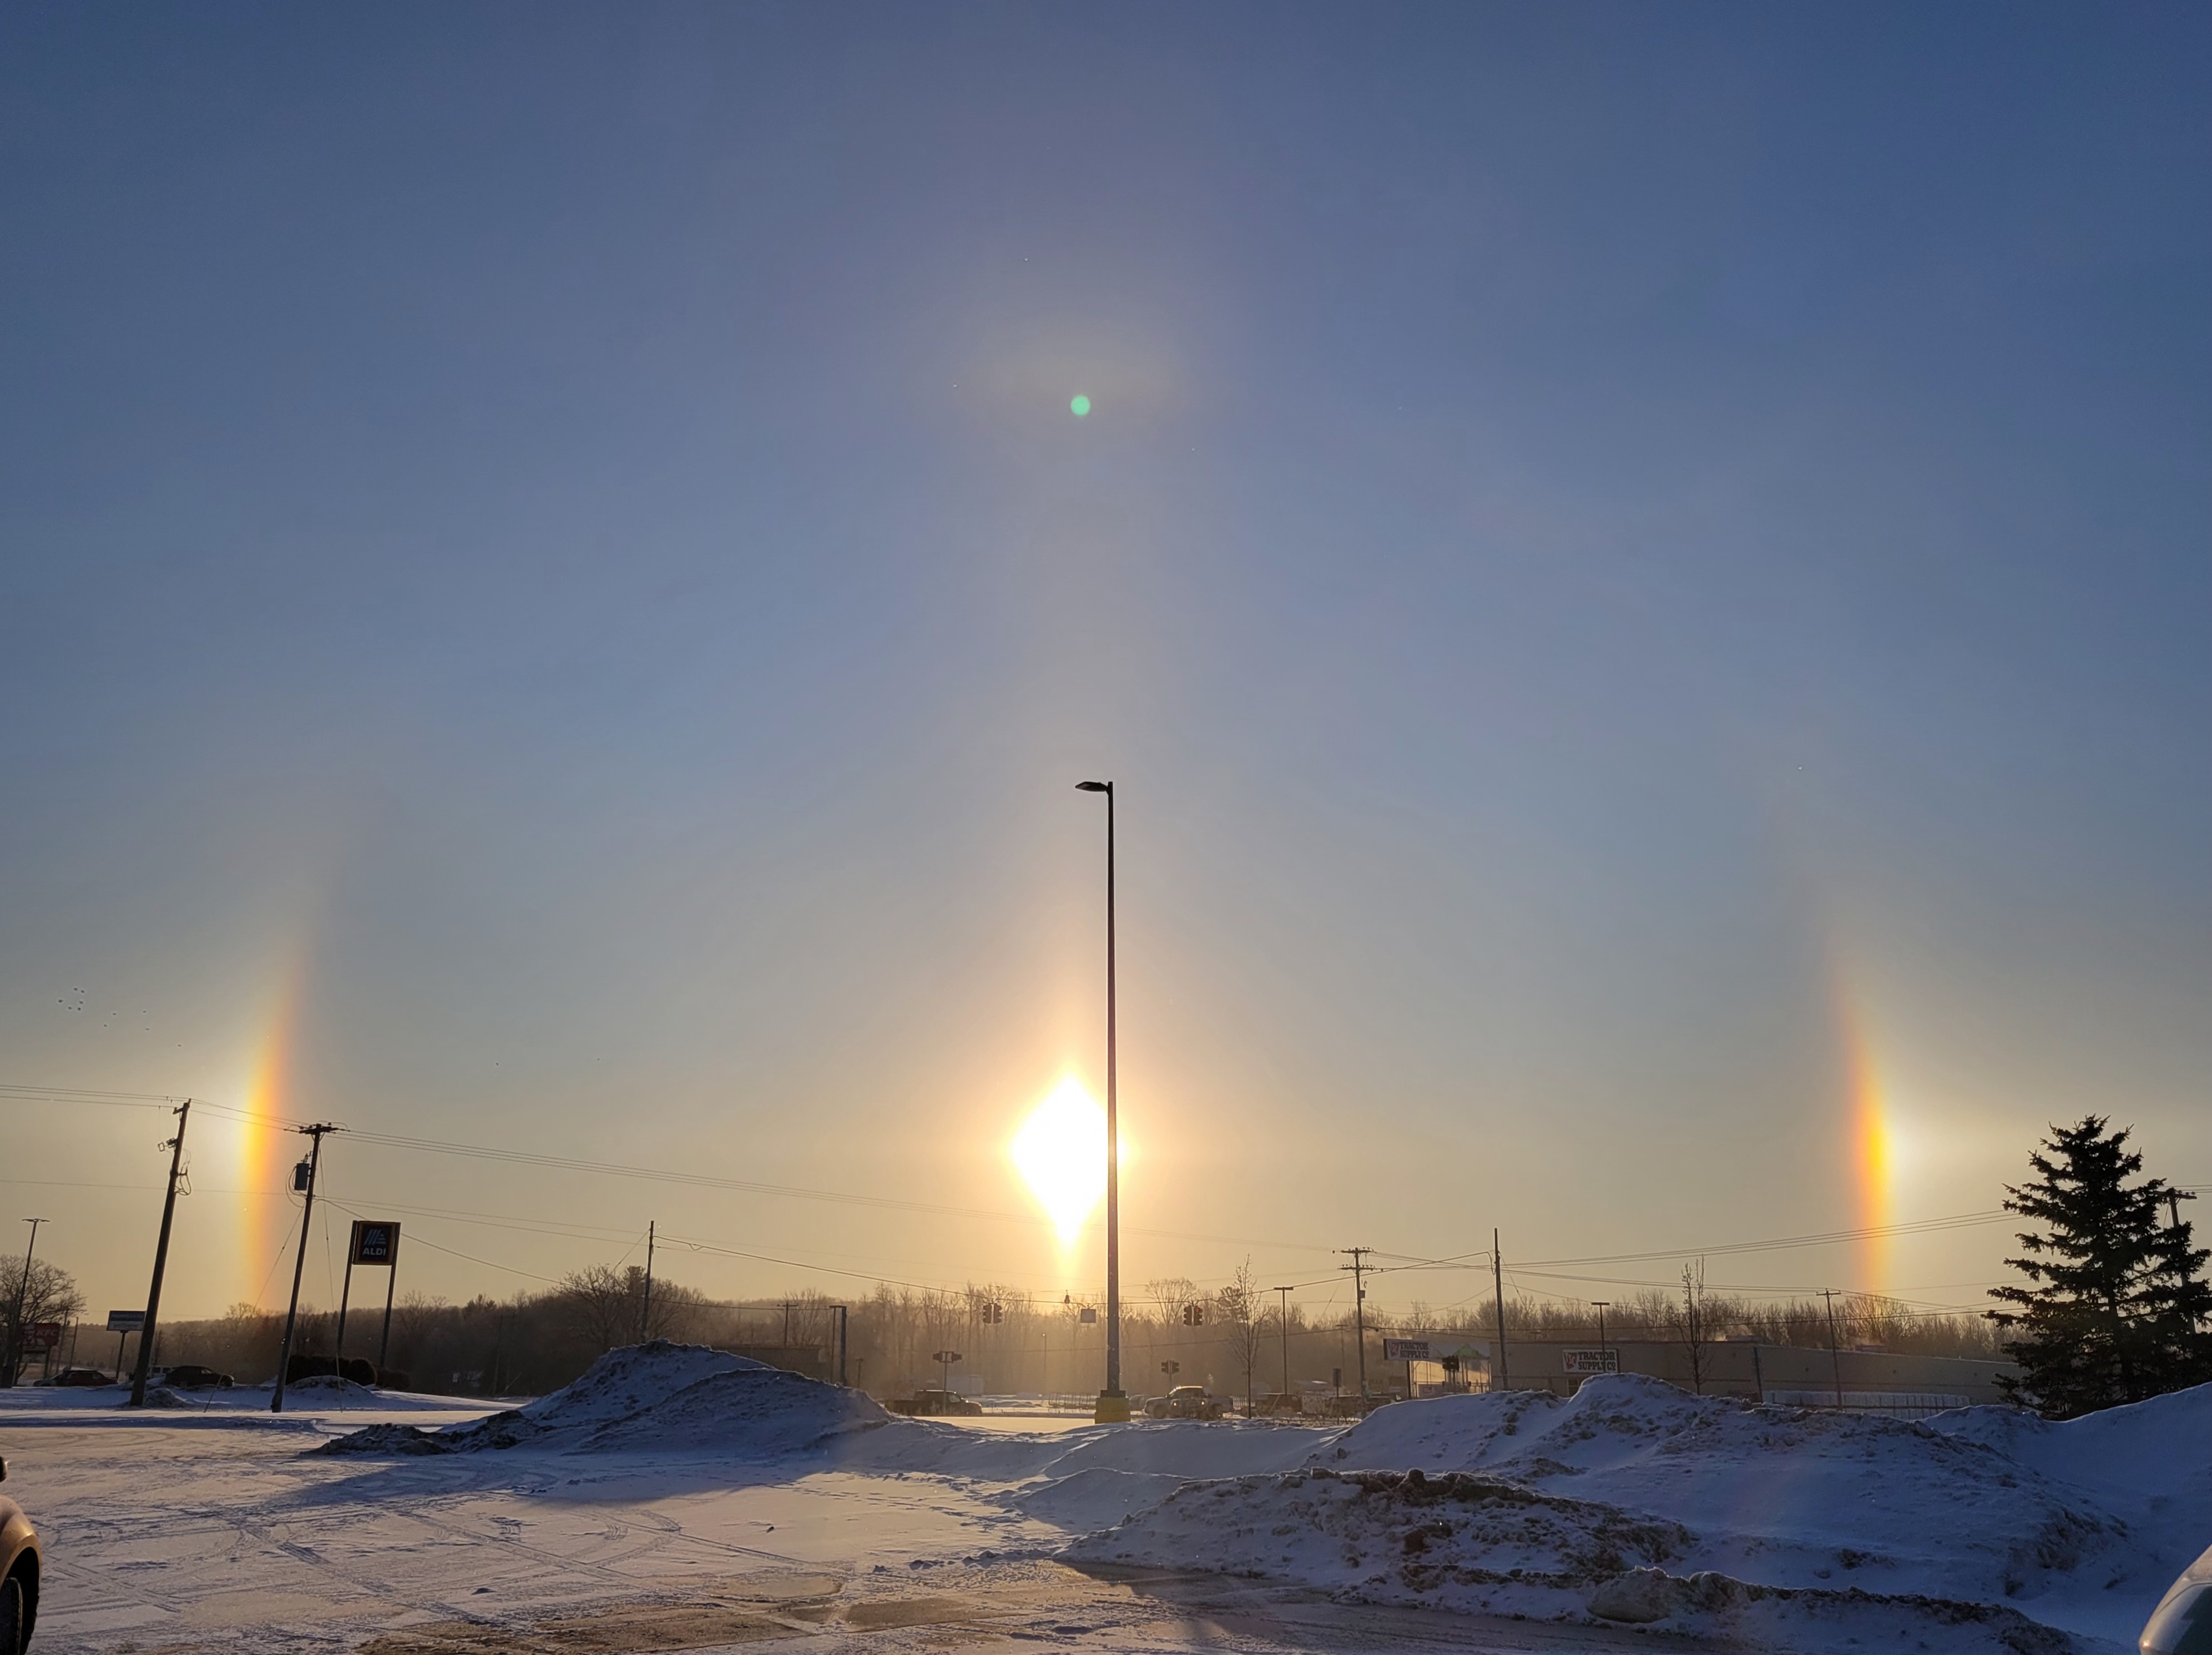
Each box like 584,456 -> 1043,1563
334,1223 -> 358,1367
1078,780 -> 1125,1421
1277,1285 -> 1292,1397
378,1241 -> 400,1371
8,1218 -> 46,1388
129,1103 -> 194,1406
271,1125 -> 335,1413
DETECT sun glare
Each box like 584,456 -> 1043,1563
1011,1077 -> 1107,1247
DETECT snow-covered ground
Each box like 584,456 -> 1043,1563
5,1345 -> 2204,1654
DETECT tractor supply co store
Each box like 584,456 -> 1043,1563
1417,1340 -> 2019,1416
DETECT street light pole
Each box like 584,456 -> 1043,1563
8,1218 -> 46,1388
1076,779 -> 1127,1423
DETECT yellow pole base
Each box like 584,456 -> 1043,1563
1094,1389 -> 1131,1424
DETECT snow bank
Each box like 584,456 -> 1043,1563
1070,1374 -> 2212,1652
580,1365 -> 888,1457
317,1340 -> 888,1461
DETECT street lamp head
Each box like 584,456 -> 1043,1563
1075,780 -> 1110,793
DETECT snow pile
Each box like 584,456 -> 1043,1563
1068,1467 -> 2067,1652
317,1340 -> 892,1461
581,1365 -> 889,1457
284,1374 -> 381,1404
1068,1374 -> 2212,1652
317,1420 -> 457,1456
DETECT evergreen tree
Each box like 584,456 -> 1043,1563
1988,1116 -> 2212,1418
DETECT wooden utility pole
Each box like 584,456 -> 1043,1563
1822,1288 -> 1844,1410
130,1101 -> 191,1406
1491,1230 -> 1509,1393
639,1222 -> 656,1340
271,1124 -> 337,1413
1277,1285 -> 1292,1397
1338,1248 -> 1372,1399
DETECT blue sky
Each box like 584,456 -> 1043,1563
3,3 -> 2208,1323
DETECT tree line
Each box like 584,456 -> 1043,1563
19,1113 -> 2203,1422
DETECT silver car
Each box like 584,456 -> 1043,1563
2142,1544 -> 2212,1654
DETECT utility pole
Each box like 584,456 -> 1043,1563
1277,1285 -> 1292,1397
1075,779 -> 1124,1421
8,1218 -> 46,1388
639,1222 -> 656,1340
1338,1248 -> 1372,1400
1591,1300 -> 1610,1372
271,1124 -> 337,1414
1491,1230 -> 1509,1394
833,1303 -> 849,1386
1822,1288 -> 1844,1411
130,1103 -> 192,1406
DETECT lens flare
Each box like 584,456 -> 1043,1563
1069,393 -> 1091,417
1011,1077 -> 1107,1246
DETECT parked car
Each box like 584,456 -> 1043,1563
39,1369 -> 111,1389
2140,1541 -> 2212,1653
156,1365 -> 234,1391
1,1456 -> 42,1653
885,1388 -> 982,1417
1145,1385 -> 1226,1420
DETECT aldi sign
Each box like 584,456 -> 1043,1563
349,1220 -> 401,1267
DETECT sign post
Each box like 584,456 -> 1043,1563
334,1221 -> 401,1376
1383,1337 -> 1432,1401
931,1349 -> 962,1394
107,1309 -> 146,1380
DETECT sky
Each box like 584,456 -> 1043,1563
3,2 -> 2208,1334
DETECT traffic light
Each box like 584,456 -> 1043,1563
1180,1304 -> 1205,1326
981,1302 -> 1004,1325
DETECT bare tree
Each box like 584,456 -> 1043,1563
1215,1259 -> 1267,1412
2,1257 -> 85,1383
1671,1259 -> 1712,1395
553,1263 -> 698,1351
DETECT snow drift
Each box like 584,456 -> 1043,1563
1068,1374 -> 2212,1653
320,1339 -> 887,1460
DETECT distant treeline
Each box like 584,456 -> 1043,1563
120,1259 -> 1997,1402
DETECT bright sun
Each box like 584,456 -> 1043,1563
1011,1077 -> 1107,1247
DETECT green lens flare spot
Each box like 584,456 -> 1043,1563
1069,394 -> 1091,417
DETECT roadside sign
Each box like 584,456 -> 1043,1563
1563,1349 -> 1620,1374
106,1310 -> 147,1333
1078,1306 -> 1097,1324
22,1323 -> 62,1351
930,1350 -> 962,1365
1383,1338 -> 1433,1363
349,1220 -> 402,1266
